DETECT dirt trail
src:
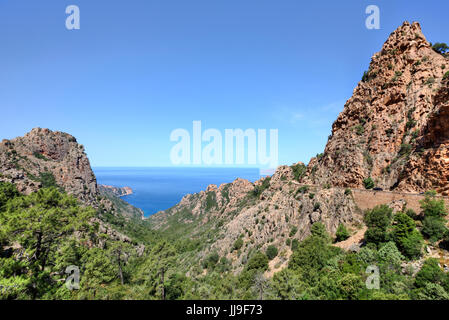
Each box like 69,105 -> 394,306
333,227 -> 367,251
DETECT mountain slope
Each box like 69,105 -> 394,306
149,165 -> 363,272
149,21 -> 449,273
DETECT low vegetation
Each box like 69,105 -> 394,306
432,42 -> 449,55
1,180 -> 449,300
363,177 -> 375,189
335,223 -> 350,242
291,163 -> 307,182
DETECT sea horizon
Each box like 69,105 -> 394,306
93,166 -> 263,217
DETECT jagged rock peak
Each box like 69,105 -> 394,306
303,22 -> 449,195
0,128 -> 98,203
381,21 -> 430,53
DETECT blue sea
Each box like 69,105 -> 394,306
93,167 -> 261,217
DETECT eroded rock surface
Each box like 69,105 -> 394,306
303,22 -> 449,195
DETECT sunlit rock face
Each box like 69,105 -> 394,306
302,22 -> 449,195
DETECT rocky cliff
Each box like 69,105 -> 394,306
303,22 -> 449,195
0,128 -> 98,203
0,128 -> 142,219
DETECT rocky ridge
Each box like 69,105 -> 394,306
150,165 -> 364,272
0,128 -> 142,219
303,22 -> 449,195
0,128 -> 98,203
99,185 -> 133,197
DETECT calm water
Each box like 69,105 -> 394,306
93,167 -> 261,217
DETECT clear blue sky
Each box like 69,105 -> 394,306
0,0 -> 448,167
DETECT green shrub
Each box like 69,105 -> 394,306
253,177 -> 271,197
33,151 -> 48,161
289,226 -> 298,237
311,222 -> 332,243
415,258 -> 447,289
392,213 -> 423,259
291,163 -> 307,182
385,128 -> 394,137
420,193 -> 447,218
354,124 -> 365,136
410,130 -> 419,140
291,239 -> 299,251
297,186 -> 309,195
205,192 -> 217,211
202,252 -> 220,269
363,151 -> 373,167
364,205 -> 393,246
0,182 -> 20,209
216,257 -> 231,273
400,231 -> 423,260
432,42 -> 449,55
344,188 -> 352,196
405,208 -> 418,220
288,226 -> 341,281
376,241 -> 404,270
245,251 -> 269,271
363,177 -> 375,189
444,71 -> 449,80
39,172 -> 58,189
422,216 -> 448,243
266,245 -> 278,260
362,70 -> 377,82
233,238 -> 244,251
413,283 -> 449,300
362,70 -> 370,82
398,144 -> 413,158
406,119 -> 417,130
335,223 -> 350,242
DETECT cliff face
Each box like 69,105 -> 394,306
0,128 -> 98,204
0,128 -> 143,219
303,22 -> 449,195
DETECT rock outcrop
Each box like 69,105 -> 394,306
99,185 -> 133,197
0,128 -> 143,219
150,165 -> 363,272
0,128 -> 98,203
303,22 -> 449,195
